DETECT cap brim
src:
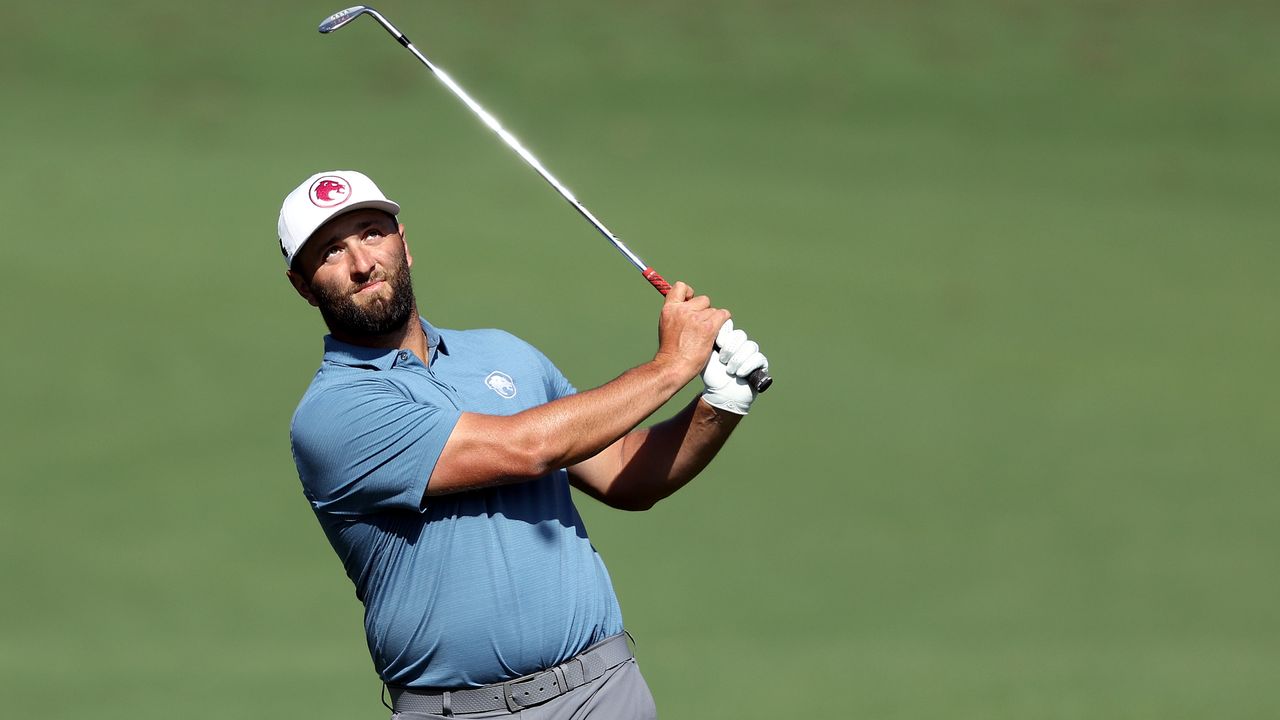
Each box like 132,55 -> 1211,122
291,199 -> 402,268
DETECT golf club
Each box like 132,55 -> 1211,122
318,5 -> 772,393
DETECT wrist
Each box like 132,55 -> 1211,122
698,394 -> 749,423
647,354 -> 697,394
701,387 -> 753,415
650,351 -> 699,386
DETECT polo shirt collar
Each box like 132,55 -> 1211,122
322,317 -> 447,370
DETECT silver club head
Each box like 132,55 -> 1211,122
319,6 -> 371,33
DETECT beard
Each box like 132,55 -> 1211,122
311,261 -> 417,337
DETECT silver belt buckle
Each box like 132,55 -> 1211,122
502,677 -> 528,713
502,681 -> 522,713
502,672 -> 541,712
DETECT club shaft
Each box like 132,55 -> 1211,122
363,11 -> 649,274
333,8 -> 772,393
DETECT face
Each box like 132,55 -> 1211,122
288,208 -> 417,338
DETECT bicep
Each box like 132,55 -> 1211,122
292,385 -> 460,515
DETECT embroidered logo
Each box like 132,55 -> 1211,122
309,176 -> 350,208
484,371 -> 517,399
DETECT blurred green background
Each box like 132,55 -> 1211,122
2,0 -> 1277,717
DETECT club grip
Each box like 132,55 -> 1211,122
745,366 -> 773,393
642,266 -> 672,295
641,266 -> 773,394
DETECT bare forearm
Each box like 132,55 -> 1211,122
524,360 -> 694,473
572,397 -> 742,509
625,397 -> 741,489
428,358 -> 692,493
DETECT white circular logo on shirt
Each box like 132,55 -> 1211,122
485,371 -> 517,399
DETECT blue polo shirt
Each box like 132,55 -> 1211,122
290,318 -> 623,688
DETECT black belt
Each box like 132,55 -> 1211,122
388,633 -> 634,715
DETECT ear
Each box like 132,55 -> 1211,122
286,269 -> 320,307
399,223 -> 413,268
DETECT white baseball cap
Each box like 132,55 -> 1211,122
277,170 -> 401,268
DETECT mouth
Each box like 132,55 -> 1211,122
356,279 -> 386,295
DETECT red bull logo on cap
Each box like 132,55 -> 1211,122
309,176 -> 350,208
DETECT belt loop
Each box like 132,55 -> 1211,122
552,663 -> 569,693
441,690 -> 452,717
563,656 -> 587,688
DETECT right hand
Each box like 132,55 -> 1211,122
653,281 -> 731,382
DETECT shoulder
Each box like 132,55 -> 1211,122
441,327 -> 547,364
290,366 -> 405,437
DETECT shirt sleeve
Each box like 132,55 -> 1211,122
529,343 -> 576,400
290,377 -> 462,516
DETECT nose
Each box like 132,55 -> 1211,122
347,242 -> 376,278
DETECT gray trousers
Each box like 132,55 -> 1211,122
391,659 -> 657,720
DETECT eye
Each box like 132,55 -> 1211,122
322,245 -> 344,262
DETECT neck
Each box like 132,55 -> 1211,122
329,310 -> 431,364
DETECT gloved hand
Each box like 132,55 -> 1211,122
701,319 -> 768,415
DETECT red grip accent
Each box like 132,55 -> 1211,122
642,267 -> 672,295
643,265 -> 773,393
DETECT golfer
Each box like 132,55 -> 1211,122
278,170 -> 768,719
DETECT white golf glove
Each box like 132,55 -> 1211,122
701,319 -> 768,415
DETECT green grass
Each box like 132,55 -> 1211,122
2,1 -> 1277,717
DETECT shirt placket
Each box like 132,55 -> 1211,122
396,350 -> 461,408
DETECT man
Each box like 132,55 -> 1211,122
278,170 -> 768,719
